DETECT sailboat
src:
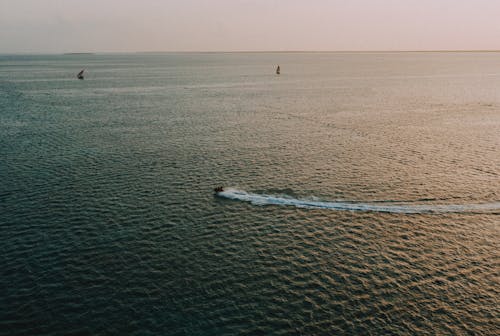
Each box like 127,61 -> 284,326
77,69 -> 84,80
276,65 -> 280,75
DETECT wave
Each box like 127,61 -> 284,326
217,189 -> 500,214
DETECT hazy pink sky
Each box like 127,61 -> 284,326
1,0 -> 499,53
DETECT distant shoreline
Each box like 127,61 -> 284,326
0,50 -> 499,56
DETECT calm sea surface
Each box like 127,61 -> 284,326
1,52 -> 499,335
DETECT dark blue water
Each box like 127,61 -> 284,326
1,53 -> 499,335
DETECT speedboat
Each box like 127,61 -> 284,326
214,186 -> 224,193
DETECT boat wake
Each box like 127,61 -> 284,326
217,188 -> 500,214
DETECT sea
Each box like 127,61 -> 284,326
0,52 -> 499,335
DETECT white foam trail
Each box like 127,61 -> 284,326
217,189 -> 500,214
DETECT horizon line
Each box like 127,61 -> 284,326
2,49 -> 500,56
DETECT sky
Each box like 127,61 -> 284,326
1,0 -> 500,53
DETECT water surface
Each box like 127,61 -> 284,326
1,52 -> 499,335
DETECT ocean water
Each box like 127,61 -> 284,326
0,52 -> 499,335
